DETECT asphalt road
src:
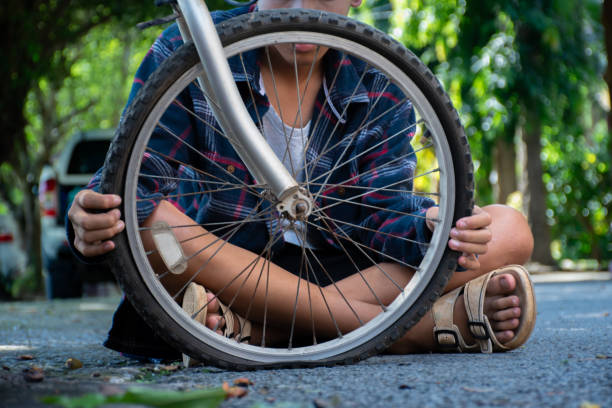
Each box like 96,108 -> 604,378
0,277 -> 610,408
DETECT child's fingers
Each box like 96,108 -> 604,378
458,253 -> 480,270
450,226 -> 492,245
455,205 -> 491,230
448,239 -> 488,256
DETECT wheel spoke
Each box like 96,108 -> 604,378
307,182 -> 439,197
139,172 -> 266,189
167,199 -> 268,300
155,121 -> 261,196
143,146 -> 264,202
306,119 -> 425,186
306,63 -> 371,190
314,210 -> 433,248
312,208 -> 402,301
307,75 -> 391,183
312,167 -> 441,220
308,146 -> 431,196
304,218 -> 420,271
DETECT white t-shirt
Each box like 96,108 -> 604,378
259,76 -> 314,248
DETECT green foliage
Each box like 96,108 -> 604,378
24,22 -> 153,145
42,387 -> 226,408
355,0 -> 610,262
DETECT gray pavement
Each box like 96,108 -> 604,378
0,276 -> 610,408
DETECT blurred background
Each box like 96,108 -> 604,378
0,0 -> 610,299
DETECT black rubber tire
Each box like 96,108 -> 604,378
99,8 -> 474,369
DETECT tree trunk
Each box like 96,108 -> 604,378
603,0 -> 612,188
494,137 -> 517,204
0,88 -> 28,165
22,180 -> 44,295
523,114 -> 556,265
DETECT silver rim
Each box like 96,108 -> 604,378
125,31 -> 455,363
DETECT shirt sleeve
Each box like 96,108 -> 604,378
355,92 -> 437,268
66,25 -> 191,264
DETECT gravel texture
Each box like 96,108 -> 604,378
0,279 -> 610,408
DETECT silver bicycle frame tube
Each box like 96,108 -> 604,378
176,0 -> 299,201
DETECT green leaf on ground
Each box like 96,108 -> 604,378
41,386 -> 226,408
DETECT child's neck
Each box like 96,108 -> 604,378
259,54 -> 324,127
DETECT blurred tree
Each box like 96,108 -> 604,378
0,1 -> 165,165
604,0 -> 612,191
371,0 -> 608,266
0,1 -> 162,294
0,0 -> 227,295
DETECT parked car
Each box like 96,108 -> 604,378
39,129 -> 116,298
0,213 -> 26,299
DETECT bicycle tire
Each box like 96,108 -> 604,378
100,8 -> 473,369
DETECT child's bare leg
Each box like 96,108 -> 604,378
142,201 -> 532,351
141,200 -> 382,339
445,204 -> 533,291
387,272 -> 522,353
328,204 -> 533,353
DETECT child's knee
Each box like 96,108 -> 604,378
487,204 -> 533,263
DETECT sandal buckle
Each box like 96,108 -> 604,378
434,329 -> 459,349
468,321 -> 490,340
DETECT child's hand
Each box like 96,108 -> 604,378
68,190 -> 124,257
425,205 -> 492,271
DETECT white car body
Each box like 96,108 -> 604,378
39,129 -> 114,298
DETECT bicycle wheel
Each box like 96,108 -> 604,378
100,9 -> 473,369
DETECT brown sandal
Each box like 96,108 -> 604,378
432,265 -> 536,353
181,282 -> 252,367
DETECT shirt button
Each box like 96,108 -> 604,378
227,164 -> 235,174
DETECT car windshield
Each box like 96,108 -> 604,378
67,140 -> 110,175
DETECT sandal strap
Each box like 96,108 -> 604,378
182,282 -> 208,325
218,301 -> 252,344
432,287 -> 478,351
182,283 -> 209,367
468,265 -> 536,352
463,272 -> 496,353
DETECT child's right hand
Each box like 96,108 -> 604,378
67,190 -> 124,257
425,205 -> 492,271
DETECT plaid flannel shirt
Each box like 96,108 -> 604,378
74,6 -> 435,268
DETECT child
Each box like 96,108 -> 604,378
68,0 -> 535,360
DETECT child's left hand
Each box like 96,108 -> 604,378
425,205 -> 492,271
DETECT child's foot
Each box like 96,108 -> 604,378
432,265 -> 536,353
182,284 -> 251,343
181,283 -> 252,367
454,273 -> 520,345
201,292 -> 229,335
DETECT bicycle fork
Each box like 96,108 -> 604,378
174,0 -> 312,220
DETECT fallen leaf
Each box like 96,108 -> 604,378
603,312 -> 609,317
42,386 -> 226,408
595,354 -> 610,360
18,354 -> 34,360
314,399 -> 330,408
99,385 -> 123,396
398,384 -> 412,390
580,402 -> 601,408
159,364 -> 179,372
233,377 -> 253,387
223,381 -> 248,399
2,365 -> 10,371
65,358 -> 83,370
23,366 -> 44,382
462,386 -> 494,393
